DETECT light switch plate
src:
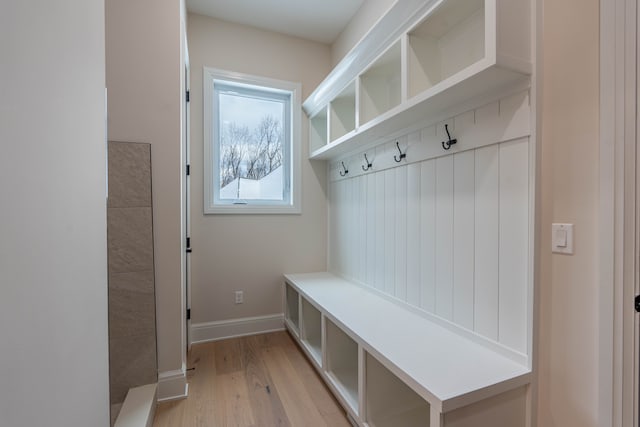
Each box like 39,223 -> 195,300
552,223 -> 574,254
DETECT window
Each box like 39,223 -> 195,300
204,68 -> 301,214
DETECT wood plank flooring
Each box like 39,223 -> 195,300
153,331 -> 351,427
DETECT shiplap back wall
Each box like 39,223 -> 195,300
328,90 -> 532,358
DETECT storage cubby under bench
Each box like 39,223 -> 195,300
284,272 -> 531,427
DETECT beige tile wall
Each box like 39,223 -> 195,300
107,141 -> 157,405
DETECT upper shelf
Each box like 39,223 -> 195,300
304,0 -> 532,160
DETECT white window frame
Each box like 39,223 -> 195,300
203,67 -> 301,214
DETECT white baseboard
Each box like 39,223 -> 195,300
190,313 -> 284,344
157,369 -> 188,402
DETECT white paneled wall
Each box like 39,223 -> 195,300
328,91 -> 531,355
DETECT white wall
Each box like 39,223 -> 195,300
187,14 -> 330,330
536,0 -> 600,425
105,0 -> 186,397
0,1 -> 109,426
331,0 -> 396,66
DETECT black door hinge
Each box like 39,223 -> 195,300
186,237 -> 192,253
186,90 -> 190,102
186,164 -> 190,176
635,295 -> 640,313
187,308 -> 191,320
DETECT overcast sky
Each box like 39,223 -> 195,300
219,92 -> 283,135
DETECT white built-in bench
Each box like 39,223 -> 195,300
284,272 -> 531,427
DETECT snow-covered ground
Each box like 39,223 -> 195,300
220,166 -> 283,200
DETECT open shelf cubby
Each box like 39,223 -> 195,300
285,283 -> 300,335
330,82 -> 356,142
300,298 -> 322,366
325,319 -> 359,413
365,352 -> 431,427
304,0 -> 531,160
407,0 -> 485,99
310,107 -> 328,153
359,41 -> 402,125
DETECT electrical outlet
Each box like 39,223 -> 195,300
235,290 -> 243,304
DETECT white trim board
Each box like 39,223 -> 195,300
157,369 -> 188,402
599,0 -> 638,425
190,314 -> 284,344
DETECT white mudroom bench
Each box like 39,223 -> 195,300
283,272 -> 531,427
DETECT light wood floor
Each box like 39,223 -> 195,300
153,331 -> 351,427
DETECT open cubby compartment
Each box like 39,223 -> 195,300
359,40 -> 402,125
300,298 -> 322,366
407,0 -> 485,99
330,81 -> 357,142
365,352 -> 430,427
310,107 -> 328,153
285,283 -> 300,335
325,319 -> 359,413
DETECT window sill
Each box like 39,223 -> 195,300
204,204 -> 301,215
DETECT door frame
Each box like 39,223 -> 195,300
599,0 -> 638,425
184,42 -> 192,353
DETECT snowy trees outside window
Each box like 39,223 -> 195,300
204,68 -> 301,214
216,85 -> 287,201
220,115 -> 283,189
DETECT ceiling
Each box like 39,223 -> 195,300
186,0 -> 365,44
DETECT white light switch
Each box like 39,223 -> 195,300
554,228 -> 567,248
552,223 -> 573,254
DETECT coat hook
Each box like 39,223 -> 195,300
362,153 -> 373,171
339,161 -> 349,177
394,141 -> 406,163
441,124 -> 458,150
